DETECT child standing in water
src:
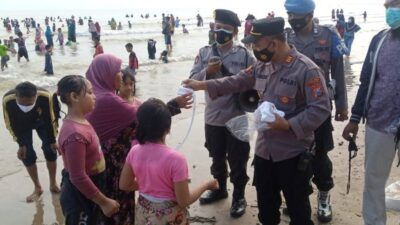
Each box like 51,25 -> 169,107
56,28 -> 64,46
0,40 -> 12,71
14,32 -> 29,62
57,75 -> 120,225
125,43 -> 139,76
44,44 -> 54,75
119,98 -> 218,224
93,36 -> 103,58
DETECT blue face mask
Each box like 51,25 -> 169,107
386,7 -> 400,29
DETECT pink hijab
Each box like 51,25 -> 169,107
86,54 -> 137,143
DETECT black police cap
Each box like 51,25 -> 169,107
241,17 -> 285,44
214,9 -> 241,27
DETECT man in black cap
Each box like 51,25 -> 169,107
189,9 -> 255,218
184,17 -> 331,225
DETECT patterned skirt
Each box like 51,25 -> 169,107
135,195 -> 189,225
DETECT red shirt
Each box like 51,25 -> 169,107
58,119 -> 105,199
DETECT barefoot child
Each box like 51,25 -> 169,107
119,98 -> 218,224
57,75 -> 120,224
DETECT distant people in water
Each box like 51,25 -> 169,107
343,16 -> 361,56
93,36 -> 103,58
160,50 -> 168,63
147,39 -> 157,60
56,28 -> 64,46
14,32 -> 29,62
196,13 -> 203,27
208,22 -> 215,45
182,24 -> 189,34
44,44 -> 54,75
125,43 -> 139,76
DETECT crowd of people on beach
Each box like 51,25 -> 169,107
0,11 -> 201,73
2,0 -> 400,224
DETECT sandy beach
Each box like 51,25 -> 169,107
1,2 -> 400,224
0,61 -> 399,225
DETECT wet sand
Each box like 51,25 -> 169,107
1,27 -> 400,224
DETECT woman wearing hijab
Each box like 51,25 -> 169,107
45,25 -> 53,47
86,54 -> 193,225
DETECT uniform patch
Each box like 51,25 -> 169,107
306,77 -> 324,98
280,96 -> 290,104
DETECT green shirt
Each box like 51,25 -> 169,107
0,45 -> 8,57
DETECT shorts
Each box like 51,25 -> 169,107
314,117 -> 334,152
1,55 -> 10,66
19,122 -> 57,167
18,47 -> 29,59
164,35 -> 172,45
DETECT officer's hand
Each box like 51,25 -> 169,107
17,146 -> 27,160
335,109 -> 348,121
342,122 -> 359,141
182,79 -> 207,91
174,93 -> 193,109
268,114 -> 290,131
50,143 -> 59,155
206,62 -> 221,77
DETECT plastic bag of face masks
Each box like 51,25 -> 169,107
385,181 -> 400,211
225,102 -> 285,142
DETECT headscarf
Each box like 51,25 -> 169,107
86,54 -> 138,143
45,26 -> 52,37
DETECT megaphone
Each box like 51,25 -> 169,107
238,89 -> 260,113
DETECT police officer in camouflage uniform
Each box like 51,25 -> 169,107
284,0 -> 349,222
189,9 -> 255,218
184,17 -> 331,225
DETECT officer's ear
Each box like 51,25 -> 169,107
233,27 -> 239,36
306,13 -> 314,24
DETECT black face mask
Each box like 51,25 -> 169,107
214,29 -> 233,45
253,46 -> 274,63
289,17 -> 308,32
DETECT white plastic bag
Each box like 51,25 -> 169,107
385,181 -> 400,211
225,102 -> 285,142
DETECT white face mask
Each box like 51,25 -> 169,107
17,100 -> 36,113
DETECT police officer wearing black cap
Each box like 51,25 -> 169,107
189,9 -> 255,218
184,17 -> 331,225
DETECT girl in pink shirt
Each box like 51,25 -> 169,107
119,98 -> 218,224
57,75 -> 120,225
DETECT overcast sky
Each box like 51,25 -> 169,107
1,0 -> 260,10
0,0 -> 383,16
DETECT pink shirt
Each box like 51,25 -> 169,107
58,119 -> 105,199
126,143 -> 189,200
